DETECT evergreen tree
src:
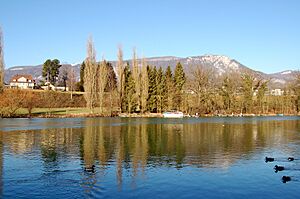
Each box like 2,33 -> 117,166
77,62 -> 85,92
104,61 -> 117,116
156,66 -> 165,113
42,59 -> 62,85
173,62 -> 186,110
147,66 -> 157,112
282,88 -> 293,114
42,59 -> 52,82
164,66 -> 174,110
140,58 -> 149,113
105,61 -> 117,92
122,63 -> 136,113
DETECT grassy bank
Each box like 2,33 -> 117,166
11,107 -> 119,118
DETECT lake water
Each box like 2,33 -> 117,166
0,116 -> 300,198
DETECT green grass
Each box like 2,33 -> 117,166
15,107 -> 118,116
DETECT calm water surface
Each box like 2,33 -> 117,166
0,116 -> 299,198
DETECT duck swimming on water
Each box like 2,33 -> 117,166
288,157 -> 294,161
84,165 -> 95,172
282,176 -> 291,183
274,165 -> 285,172
265,157 -> 275,162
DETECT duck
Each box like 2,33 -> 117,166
288,157 -> 294,161
274,165 -> 284,172
282,176 -> 291,183
84,165 -> 95,172
265,157 -> 274,162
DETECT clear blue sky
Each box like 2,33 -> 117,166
0,0 -> 299,73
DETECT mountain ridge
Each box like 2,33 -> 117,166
4,54 -> 298,88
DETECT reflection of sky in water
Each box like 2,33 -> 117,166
1,116 -> 299,131
0,117 -> 299,198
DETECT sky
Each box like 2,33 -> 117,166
0,0 -> 299,73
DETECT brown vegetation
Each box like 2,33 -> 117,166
0,89 -> 86,117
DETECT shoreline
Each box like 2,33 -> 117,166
1,112 -> 299,119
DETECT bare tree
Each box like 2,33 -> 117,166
132,48 -> 141,112
0,89 -> 27,117
190,65 -> 214,113
84,36 -> 98,112
117,45 -> 124,112
0,27 -> 4,93
140,57 -> 149,113
98,59 -> 108,114
67,66 -> 76,100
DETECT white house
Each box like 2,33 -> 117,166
271,89 -> 284,96
41,82 -> 69,91
10,74 -> 36,89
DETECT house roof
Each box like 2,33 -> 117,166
10,74 -> 35,83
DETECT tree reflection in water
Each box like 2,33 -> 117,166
1,118 -> 299,191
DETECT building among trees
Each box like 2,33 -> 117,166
9,74 -> 36,89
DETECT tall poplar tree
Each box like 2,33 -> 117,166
84,36 -> 98,112
132,48 -> 141,111
117,45 -> 124,112
0,27 -> 4,93
97,59 -> 108,114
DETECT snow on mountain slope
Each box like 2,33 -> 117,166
4,55 -> 297,88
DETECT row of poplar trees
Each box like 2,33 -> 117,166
82,37 -> 300,115
82,37 -> 186,114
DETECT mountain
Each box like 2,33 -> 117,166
141,55 -> 258,75
267,70 -> 297,87
4,64 -> 81,84
4,55 -> 298,88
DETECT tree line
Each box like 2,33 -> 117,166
81,38 -> 300,115
1,30 -> 299,116
80,38 -> 187,114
